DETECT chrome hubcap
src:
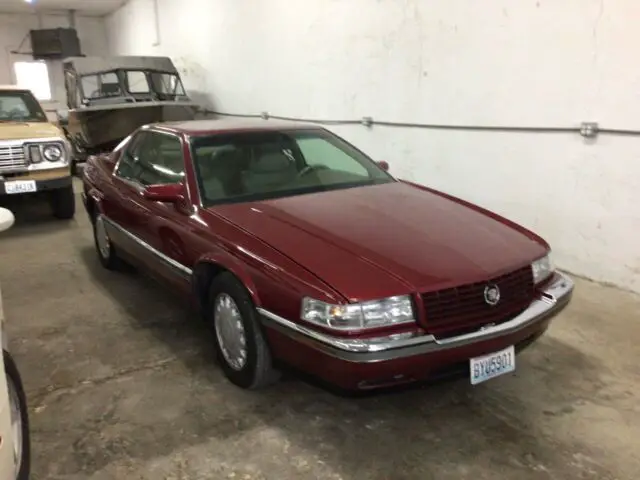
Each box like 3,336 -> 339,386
7,376 -> 22,476
95,215 -> 110,259
214,294 -> 247,370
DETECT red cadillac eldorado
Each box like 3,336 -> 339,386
81,118 -> 574,391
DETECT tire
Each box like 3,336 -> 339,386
50,184 -> 76,220
208,272 -> 280,389
4,351 -> 31,480
92,213 -> 123,271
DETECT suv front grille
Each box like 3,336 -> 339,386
421,266 -> 535,338
0,145 -> 27,172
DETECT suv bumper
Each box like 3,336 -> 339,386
0,169 -> 72,195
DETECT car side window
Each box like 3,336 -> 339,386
296,137 -> 368,177
114,132 -> 148,182
116,131 -> 185,186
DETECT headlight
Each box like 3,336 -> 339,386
26,142 -> 67,165
43,144 -> 64,162
301,295 -> 415,331
531,253 -> 554,284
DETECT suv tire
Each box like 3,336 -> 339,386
50,185 -> 75,220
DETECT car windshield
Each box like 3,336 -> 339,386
191,129 -> 395,206
0,91 -> 47,122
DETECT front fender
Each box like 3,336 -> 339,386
194,252 -> 262,306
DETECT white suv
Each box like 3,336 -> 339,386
0,208 -> 30,480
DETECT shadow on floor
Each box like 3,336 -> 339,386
0,192 -> 76,238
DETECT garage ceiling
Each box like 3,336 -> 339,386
0,0 -> 124,15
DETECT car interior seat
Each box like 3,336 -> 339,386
200,148 -> 246,201
242,147 -> 298,194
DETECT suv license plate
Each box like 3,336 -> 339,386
470,345 -> 515,385
5,180 -> 37,194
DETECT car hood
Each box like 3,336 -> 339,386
211,182 -> 548,301
0,121 -> 63,140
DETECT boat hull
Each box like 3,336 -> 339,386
66,103 -> 198,154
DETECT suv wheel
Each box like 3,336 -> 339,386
50,185 -> 75,219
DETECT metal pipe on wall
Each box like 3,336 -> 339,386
67,10 -> 76,29
152,0 -> 161,47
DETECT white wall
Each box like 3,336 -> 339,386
0,12 -> 108,113
106,0 -> 640,294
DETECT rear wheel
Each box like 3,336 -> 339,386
50,184 -> 75,220
93,213 -> 123,270
4,351 -> 30,480
208,273 -> 280,389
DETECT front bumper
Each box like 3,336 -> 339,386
0,170 -> 72,195
260,271 -> 574,389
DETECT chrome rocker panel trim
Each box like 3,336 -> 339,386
258,272 -> 574,363
101,215 -> 193,279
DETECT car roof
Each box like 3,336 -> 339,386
152,117 -> 323,136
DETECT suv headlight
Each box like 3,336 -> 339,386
531,253 -> 554,284
43,144 -> 63,162
26,141 -> 67,165
301,295 -> 415,331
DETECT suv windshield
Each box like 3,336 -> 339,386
191,129 -> 395,206
0,90 -> 47,122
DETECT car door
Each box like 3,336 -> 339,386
127,131 -> 195,293
104,130 -> 169,270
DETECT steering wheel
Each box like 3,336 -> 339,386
297,164 -> 330,178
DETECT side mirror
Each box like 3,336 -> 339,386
377,161 -> 390,171
0,208 -> 15,233
56,109 -> 69,120
141,183 -> 185,203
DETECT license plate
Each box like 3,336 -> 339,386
470,345 -> 515,385
5,180 -> 37,194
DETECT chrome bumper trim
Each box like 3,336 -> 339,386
0,137 -> 70,173
258,271 -> 574,363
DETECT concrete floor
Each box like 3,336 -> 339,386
0,186 -> 639,480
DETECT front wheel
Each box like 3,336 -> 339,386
50,184 -> 75,219
4,351 -> 30,480
208,273 -> 280,389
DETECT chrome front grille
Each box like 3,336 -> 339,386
0,145 -> 27,172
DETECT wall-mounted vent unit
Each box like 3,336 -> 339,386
29,28 -> 82,60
